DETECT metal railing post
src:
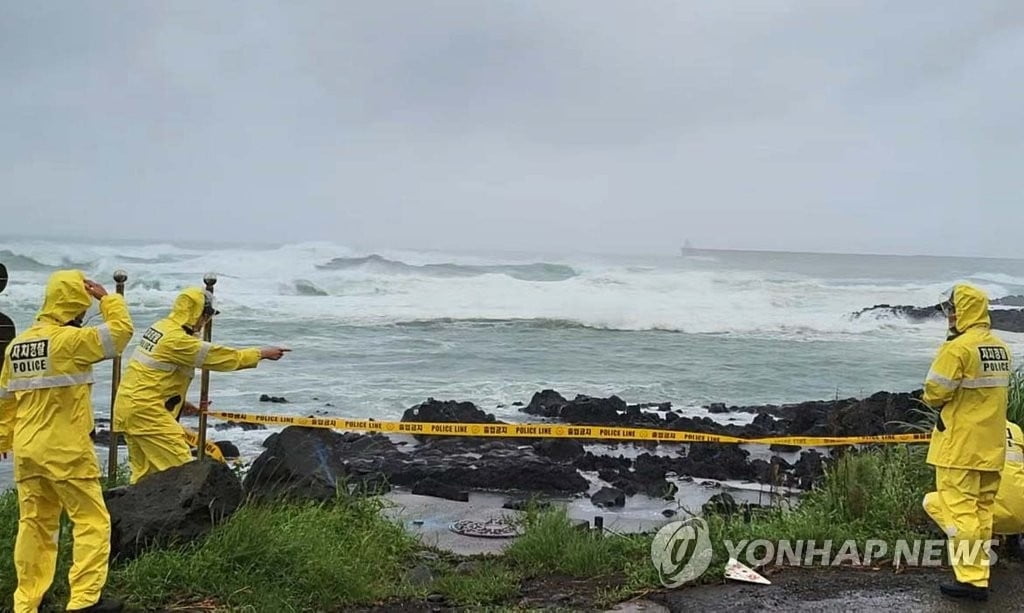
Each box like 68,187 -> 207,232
107,270 -> 127,483
197,273 -> 217,460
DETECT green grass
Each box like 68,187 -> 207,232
703,444 -> 934,579
0,444 -> 938,610
110,495 -> 417,611
1008,369 -> 1024,430
507,508 -> 649,578
428,559 -> 521,605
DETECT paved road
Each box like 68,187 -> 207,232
643,564 -> 1024,612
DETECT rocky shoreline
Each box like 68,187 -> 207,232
853,294 -> 1024,333
98,388 -> 932,560
228,389 -> 926,505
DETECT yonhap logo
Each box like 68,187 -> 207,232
650,517 -> 714,587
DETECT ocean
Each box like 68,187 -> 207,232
1,238 -> 1023,468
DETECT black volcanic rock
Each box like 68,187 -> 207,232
107,460 -> 242,560
213,441 -> 240,459
679,444 -> 755,481
523,389 -> 569,418
854,303 -> 942,322
592,487 -> 626,508
215,420 -> 267,432
533,438 -> 586,461
245,425 -> 588,500
794,450 -> 826,489
993,295 -> 1024,307
991,309 -> 1024,333
559,395 -> 627,424
412,478 -> 469,502
91,429 -> 125,447
854,302 -> 1024,333
402,398 -> 496,424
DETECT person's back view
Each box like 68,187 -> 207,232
0,270 -> 133,612
922,283 -> 1012,601
114,287 -> 287,483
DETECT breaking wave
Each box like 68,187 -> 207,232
0,239 -> 1019,338
0,249 -> 61,271
317,254 -> 578,282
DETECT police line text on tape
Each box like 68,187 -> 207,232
204,410 -> 930,446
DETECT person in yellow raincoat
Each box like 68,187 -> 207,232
926,420 -> 1024,536
992,422 -> 1024,536
0,271 -> 134,613
114,287 -> 288,484
922,283 -> 1012,601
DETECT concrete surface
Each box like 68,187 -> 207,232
648,564 -> 1024,612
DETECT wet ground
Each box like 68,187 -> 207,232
352,564 -> 1024,612
645,563 -> 1024,612
382,472 -> 793,556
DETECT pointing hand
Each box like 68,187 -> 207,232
260,347 -> 291,361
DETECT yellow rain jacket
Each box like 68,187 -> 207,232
993,422 -> 1024,534
114,287 -> 261,436
0,270 -> 133,612
925,284 -> 1012,472
0,270 -> 134,480
925,421 -> 1024,536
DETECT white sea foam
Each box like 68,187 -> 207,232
1,239 -> 1014,338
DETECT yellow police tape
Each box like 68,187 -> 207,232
205,410 -> 931,447
182,426 -> 227,463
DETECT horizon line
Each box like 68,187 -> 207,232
1,231 -> 1021,262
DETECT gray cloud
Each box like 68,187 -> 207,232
1,1 -> 1022,257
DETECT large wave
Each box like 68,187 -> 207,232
317,254 -> 578,282
0,249 -> 65,271
0,239 -> 1016,337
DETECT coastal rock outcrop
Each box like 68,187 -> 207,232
243,389 -> 930,502
411,478 -> 469,502
521,390 -> 923,439
402,398 -> 497,425
244,424 -> 589,502
853,302 -> 1024,333
522,390 -> 665,427
992,310 -> 1024,333
106,460 -> 243,560
591,487 -> 626,508
243,428 -> 395,502
993,295 -> 1024,307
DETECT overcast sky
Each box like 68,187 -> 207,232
1,1 -> 1022,258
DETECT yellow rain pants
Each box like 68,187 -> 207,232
14,478 -> 111,612
924,468 -> 1001,587
125,430 -> 193,484
925,421 -> 1024,538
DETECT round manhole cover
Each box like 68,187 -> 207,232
450,518 -> 522,539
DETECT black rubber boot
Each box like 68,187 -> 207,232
68,596 -> 125,612
939,581 -> 989,601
